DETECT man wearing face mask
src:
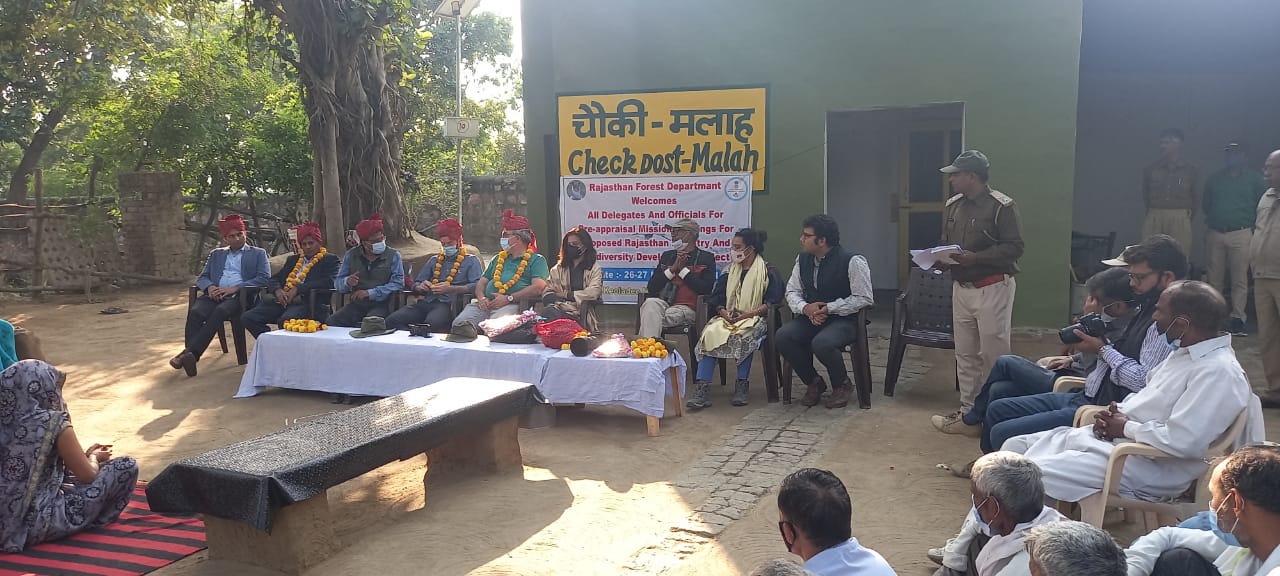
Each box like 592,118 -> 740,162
963,237 -> 1185,461
1123,444 -> 1280,576
929,452 -> 1065,576
1004,281 -> 1254,512
638,218 -> 717,339
386,218 -> 482,332
1203,143 -> 1268,336
775,468 -> 896,576
242,221 -> 341,337
933,267 -> 1135,439
452,210 -> 550,327
327,213 -> 405,328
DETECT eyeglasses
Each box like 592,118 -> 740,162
1128,271 -> 1155,282
800,232 -> 815,239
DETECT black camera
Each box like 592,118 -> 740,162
1059,312 -> 1108,344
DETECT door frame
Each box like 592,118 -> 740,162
896,120 -> 964,287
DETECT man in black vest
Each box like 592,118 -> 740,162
976,235 -> 1185,457
777,214 -> 875,409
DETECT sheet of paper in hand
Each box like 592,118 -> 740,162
910,245 -> 964,270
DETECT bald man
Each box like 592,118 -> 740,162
1251,150 -> 1280,407
1005,281 -> 1254,514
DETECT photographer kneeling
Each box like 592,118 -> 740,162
981,236 -> 1186,455
934,266 -> 1135,439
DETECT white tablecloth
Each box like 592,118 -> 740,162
235,329 -> 559,398
538,351 -> 686,418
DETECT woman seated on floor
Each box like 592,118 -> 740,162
541,226 -> 603,332
687,228 -> 783,411
0,359 -> 140,552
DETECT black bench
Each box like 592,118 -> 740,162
145,378 -> 542,574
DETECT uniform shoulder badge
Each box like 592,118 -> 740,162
945,194 -> 964,207
989,190 -> 1015,206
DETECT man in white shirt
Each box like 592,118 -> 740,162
931,452 -> 1065,576
1004,280 -> 1252,505
776,468 -> 896,576
1124,444 -> 1280,576
1024,521 -> 1126,576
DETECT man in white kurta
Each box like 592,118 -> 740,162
1004,281 -> 1252,503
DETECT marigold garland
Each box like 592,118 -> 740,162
432,247 -> 466,285
285,248 -> 327,289
491,249 -> 532,295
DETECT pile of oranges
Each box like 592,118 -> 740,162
629,338 -> 668,359
283,319 -> 326,333
558,330 -> 593,350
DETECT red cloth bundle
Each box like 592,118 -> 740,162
535,318 -> 585,349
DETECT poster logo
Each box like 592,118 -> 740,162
724,176 -> 748,201
564,179 -> 587,201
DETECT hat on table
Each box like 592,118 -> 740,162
443,321 -> 480,343
350,316 -> 396,338
939,150 -> 990,174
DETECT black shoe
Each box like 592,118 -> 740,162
1229,318 -> 1247,337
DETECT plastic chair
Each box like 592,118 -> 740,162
187,286 -> 251,365
1069,397 -> 1256,529
778,307 -> 875,408
885,267 -> 955,396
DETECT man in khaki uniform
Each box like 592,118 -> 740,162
1143,128 -> 1199,252
934,150 -> 1024,425
1203,142 -> 1268,336
1251,149 -> 1280,407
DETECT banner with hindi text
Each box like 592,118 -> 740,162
560,174 -> 752,304
557,86 -> 767,193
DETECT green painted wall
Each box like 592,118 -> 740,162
522,0 -> 1084,327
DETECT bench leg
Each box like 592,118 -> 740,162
424,415 -> 523,488
203,493 -> 338,575
646,416 -> 659,436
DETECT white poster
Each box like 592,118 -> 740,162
560,173 -> 752,304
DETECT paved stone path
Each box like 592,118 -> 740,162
624,336 -> 933,573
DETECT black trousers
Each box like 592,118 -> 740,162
385,300 -> 455,332
185,295 -> 243,360
326,298 -> 391,328
1151,548 -> 1221,576
775,315 -> 858,387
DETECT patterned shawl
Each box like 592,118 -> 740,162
0,360 -> 70,552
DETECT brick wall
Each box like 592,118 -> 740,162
118,172 -> 187,279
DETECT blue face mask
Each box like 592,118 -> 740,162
1208,495 -> 1242,547
500,237 -> 511,251
370,241 -> 387,255
443,245 -> 459,257
971,496 -> 996,536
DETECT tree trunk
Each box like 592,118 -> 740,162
318,105 -> 345,257
7,106 -> 67,203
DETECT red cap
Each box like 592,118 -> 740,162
218,214 -> 246,236
355,213 -> 384,240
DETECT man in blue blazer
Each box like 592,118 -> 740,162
169,214 -> 270,376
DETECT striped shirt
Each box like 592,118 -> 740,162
1084,322 -> 1175,399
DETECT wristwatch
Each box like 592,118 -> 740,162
506,294 -> 514,302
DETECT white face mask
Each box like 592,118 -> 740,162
670,239 -> 687,252
731,249 -> 746,263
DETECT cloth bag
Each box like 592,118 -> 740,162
535,318 -> 585,349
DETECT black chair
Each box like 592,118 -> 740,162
1070,230 -> 1117,283
711,302 -> 785,403
884,267 -> 955,396
634,293 -> 707,383
779,307 -> 874,408
187,286 -> 251,365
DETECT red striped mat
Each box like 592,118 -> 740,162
0,484 -> 206,576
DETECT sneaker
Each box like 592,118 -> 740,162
686,380 -> 713,410
1229,318 -> 1248,337
932,411 -> 982,437
800,376 -> 828,407
927,547 -> 945,566
823,386 -> 850,409
731,379 -> 750,406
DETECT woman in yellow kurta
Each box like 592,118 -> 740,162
689,228 -> 784,410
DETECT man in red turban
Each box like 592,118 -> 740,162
451,209 -> 550,329
170,213 -> 270,376
328,213 -> 405,328
242,221 -> 341,338
386,218 -> 483,332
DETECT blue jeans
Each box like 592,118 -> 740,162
962,355 -> 1057,425
695,353 -> 754,382
983,390 -> 1089,453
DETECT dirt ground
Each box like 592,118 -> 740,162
2,287 -> 1275,575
